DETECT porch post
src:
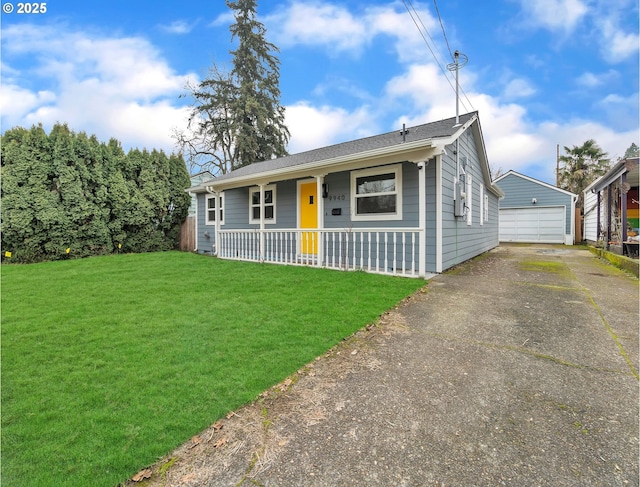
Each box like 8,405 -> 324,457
621,173 -> 628,246
259,183 -> 265,261
205,186 -> 218,255
214,191 -> 221,255
606,184 -> 612,247
316,175 -> 325,267
596,191 -> 601,242
191,191 -> 198,252
418,161 -> 427,277
435,154 -> 443,273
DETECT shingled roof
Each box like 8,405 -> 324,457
189,112 -> 477,190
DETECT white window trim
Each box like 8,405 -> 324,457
350,164 -> 403,222
484,194 -> 489,222
205,193 -> 225,226
466,174 -> 473,226
480,184 -> 485,226
249,185 -> 277,224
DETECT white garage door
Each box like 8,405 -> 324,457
500,207 -> 565,243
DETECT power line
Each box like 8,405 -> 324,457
432,2 -> 476,113
433,0 -> 454,60
401,0 -> 473,113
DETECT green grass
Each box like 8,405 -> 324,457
1,252 -> 424,486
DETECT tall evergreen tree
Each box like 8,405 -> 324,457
624,142 -> 639,158
227,0 -> 289,168
558,139 -> 610,209
176,0 -> 289,175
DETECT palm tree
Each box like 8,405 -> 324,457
558,139 -> 610,209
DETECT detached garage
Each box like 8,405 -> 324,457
495,171 -> 577,245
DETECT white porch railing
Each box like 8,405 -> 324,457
217,228 -> 422,277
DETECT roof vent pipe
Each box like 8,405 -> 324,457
400,123 -> 409,143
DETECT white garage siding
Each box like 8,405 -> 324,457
499,207 -> 566,243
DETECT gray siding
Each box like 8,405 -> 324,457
196,192 -> 216,254
323,163 -> 420,229
496,173 -> 574,234
209,162 -> 422,233
439,128 -> 500,272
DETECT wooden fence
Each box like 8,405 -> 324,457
179,216 -> 195,251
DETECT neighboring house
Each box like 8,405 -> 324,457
188,112 -> 504,278
583,157 -> 639,256
188,171 -> 214,217
583,178 -> 606,245
494,171 -> 577,245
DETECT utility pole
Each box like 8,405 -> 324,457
447,51 -> 468,126
556,144 -> 560,186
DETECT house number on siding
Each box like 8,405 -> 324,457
328,194 -> 346,201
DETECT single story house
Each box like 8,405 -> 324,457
494,170 -> 577,245
188,111 -> 504,278
583,157 -> 639,256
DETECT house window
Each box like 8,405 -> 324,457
351,165 -> 403,221
249,185 -> 276,224
205,193 -> 224,225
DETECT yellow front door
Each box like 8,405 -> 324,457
300,182 -> 318,255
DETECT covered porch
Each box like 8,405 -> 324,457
591,157 -> 639,258
206,154 -> 432,278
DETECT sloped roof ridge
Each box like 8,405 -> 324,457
494,169 -> 577,197
212,111 -> 477,182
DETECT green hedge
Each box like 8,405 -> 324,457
1,124 -> 191,263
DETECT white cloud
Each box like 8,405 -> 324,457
268,2 -> 368,52
1,24 -> 197,153
159,20 -> 195,35
502,78 -> 537,100
540,119 -> 638,161
597,17 -> 640,62
385,63 -> 452,107
267,1 -> 444,64
284,102 -> 377,153
513,0 -> 638,63
0,83 -> 56,121
516,0 -> 589,33
575,73 -> 599,88
209,11 -> 234,28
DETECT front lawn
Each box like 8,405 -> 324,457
1,252 -> 424,486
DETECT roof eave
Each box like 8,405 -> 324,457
204,139 -> 438,190
591,158 -> 638,193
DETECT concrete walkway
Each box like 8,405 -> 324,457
138,244 -> 639,487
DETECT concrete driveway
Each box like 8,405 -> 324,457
137,244 -> 639,487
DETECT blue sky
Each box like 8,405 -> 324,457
1,0 -> 638,183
